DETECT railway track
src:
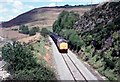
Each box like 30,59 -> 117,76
49,36 -> 98,81
61,53 -> 87,81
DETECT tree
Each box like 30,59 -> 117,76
64,4 -> 70,7
19,25 -> 24,30
40,28 -> 49,37
19,25 -> 29,34
59,29 -> 73,40
29,29 -> 36,36
53,11 -> 79,33
68,31 -> 82,50
103,57 -> 115,69
32,27 -> 39,32
29,28 -> 37,36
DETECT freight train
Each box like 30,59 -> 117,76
49,32 -> 68,53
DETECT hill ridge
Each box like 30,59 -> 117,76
2,5 -> 95,27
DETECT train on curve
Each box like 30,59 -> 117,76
49,32 -> 68,53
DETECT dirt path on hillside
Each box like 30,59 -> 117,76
43,45 -> 53,65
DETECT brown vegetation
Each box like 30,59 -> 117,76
2,7 -> 91,28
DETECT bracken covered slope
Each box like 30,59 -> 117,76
2,6 -> 91,28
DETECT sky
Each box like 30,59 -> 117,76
0,0 -> 110,22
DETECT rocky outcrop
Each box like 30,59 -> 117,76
74,2 -> 120,49
74,2 -> 120,31
0,52 -> 10,80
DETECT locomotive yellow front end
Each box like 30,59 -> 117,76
59,42 -> 68,53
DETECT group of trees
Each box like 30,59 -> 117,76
53,11 -> 79,33
19,25 -> 39,36
19,25 -> 29,34
56,4 -> 98,8
2,41 -> 55,80
53,11 -> 81,52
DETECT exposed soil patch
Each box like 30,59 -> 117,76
44,53 -> 51,64
0,28 -> 28,40
18,33 -> 41,43
44,45 -> 50,50
44,45 -> 53,65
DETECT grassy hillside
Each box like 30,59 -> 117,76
2,6 -> 91,28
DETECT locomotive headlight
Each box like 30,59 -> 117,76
60,42 -> 68,49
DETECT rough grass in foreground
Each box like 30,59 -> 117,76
33,37 -> 46,56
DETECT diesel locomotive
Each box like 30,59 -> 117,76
49,32 -> 68,53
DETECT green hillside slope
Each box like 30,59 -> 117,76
53,2 -> 120,80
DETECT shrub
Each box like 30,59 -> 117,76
19,25 -> 29,34
29,28 -> 36,36
32,27 -> 39,32
15,65 -> 55,80
40,28 -> 49,37
104,57 -> 115,69
11,28 -> 18,31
